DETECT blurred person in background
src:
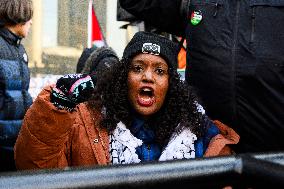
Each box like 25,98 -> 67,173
76,46 -> 97,74
15,32 -> 239,170
119,0 -> 284,153
0,0 -> 33,171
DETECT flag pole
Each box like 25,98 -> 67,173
87,0 -> 92,48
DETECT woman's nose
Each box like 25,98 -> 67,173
142,69 -> 154,83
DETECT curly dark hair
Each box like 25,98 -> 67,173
100,58 -> 205,147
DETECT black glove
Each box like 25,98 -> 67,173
50,74 -> 96,111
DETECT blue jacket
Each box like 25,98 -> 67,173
0,27 -> 32,171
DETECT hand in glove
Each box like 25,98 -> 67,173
50,74 -> 96,111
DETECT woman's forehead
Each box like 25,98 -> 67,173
131,53 -> 168,66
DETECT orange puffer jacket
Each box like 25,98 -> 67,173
14,86 -> 239,170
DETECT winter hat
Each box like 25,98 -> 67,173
81,46 -> 119,75
76,46 -> 97,73
122,31 -> 179,69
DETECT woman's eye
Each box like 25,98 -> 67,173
155,68 -> 166,75
132,65 -> 143,73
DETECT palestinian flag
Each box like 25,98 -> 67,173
88,0 -> 105,48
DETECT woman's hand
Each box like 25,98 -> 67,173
50,74 -> 96,111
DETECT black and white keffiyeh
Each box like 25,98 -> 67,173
109,122 -> 142,164
159,124 -> 197,161
109,122 -> 197,164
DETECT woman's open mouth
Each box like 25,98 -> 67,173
137,87 -> 155,107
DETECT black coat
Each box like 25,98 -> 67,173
0,27 -> 32,171
120,0 -> 284,153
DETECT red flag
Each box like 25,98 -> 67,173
88,0 -> 105,48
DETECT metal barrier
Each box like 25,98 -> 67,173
0,152 -> 283,189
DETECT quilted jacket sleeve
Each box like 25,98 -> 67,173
14,85 -> 77,170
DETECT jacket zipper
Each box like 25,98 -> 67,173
231,0 -> 240,123
17,46 -> 28,113
250,7 -> 256,43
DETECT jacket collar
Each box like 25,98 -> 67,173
0,27 -> 22,46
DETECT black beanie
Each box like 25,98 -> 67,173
122,31 -> 179,69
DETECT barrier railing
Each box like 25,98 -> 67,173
0,152 -> 283,189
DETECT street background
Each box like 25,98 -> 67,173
26,0 -> 130,99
